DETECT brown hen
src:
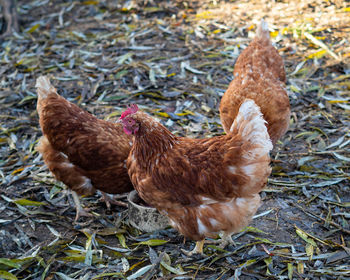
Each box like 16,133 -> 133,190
220,20 -> 290,145
36,76 -> 133,221
120,100 -> 272,255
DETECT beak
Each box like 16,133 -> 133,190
116,119 -> 122,124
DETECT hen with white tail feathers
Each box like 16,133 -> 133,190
36,76 -> 133,221
220,19 -> 290,145
120,99 -> 272,254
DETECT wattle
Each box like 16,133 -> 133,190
123,127 -> 132,135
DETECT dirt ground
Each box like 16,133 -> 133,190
0,0 -> 349,279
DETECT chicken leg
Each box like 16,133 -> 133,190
71,191 -> 93,222
182,240 -> 205,256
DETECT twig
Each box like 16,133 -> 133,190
277,150 -> 348,157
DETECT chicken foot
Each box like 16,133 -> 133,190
99,192 -> 128,209
181,239 -> 205,256
206,233 -> 236,249
71,191 -> 94,222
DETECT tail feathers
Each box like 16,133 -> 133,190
256,19 -> 270,41
36,76 -> 57,99
229,99 -> 272,155
37,136 -> 95,196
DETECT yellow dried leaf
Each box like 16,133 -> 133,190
297,262 -> 304,274
305,243 -> 314,260
11,167 -> 24,175
327,100 -> 348,104
83,0 -> 99,4
27,24 -> 40,34
247,24 -> 255,31
15,59 -> 24,66
195,11 -> 214,20
306,49 -> 327,59
290,85 -> 301,93
270,30 -> 279,38
128,260 -> 145,271
155,112 -> 170,118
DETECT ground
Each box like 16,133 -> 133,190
0,0 -> 349,279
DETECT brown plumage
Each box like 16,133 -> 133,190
36,76 -> 133,220
120,100 -> 272,254
219,20 -> 290,145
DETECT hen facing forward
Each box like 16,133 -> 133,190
120,100 -> 272,255
36,76 -> 133,221
220,20 -> 290,145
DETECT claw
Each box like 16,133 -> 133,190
71,191 -> 93,222
99,192 -> 128,209
205,233 -> 236,249
181,240 -> 205,256
218,233 -> 236,249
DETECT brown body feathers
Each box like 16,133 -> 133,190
220,20 -> 290,145
36,76 -> 133,198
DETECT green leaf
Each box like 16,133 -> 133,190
14,199 -> 46,206
117,52 -> 134,65
287,263 -> 293,280
244,226 -> 267,234
55,272 -> 76,280
0,258 -> 21,268
296,228 -> 317,247
306,243 -> 314,260
91,272 -> 124,280
85,234 -> 94,265
115,69 -> 129,79
18,95 -> 37,105
332,152 -> 350,162
116,233 -> 128,249
0,271 -> 18,280
160,262 -> 186,275
133,239 -> 168,246
96,227 -> 125,236
49,185 -> 62,199
0,258 -> 21,269
127,264 -> 153,280
239,259 -> 257,268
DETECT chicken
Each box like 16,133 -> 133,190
120,100 -> 272,255
36,76 -> 133,221
219,20 -> 290,145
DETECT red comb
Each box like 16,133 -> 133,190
120,104 -> 139,119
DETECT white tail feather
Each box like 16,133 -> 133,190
256,19 -> 270,40
230,99 -> 272,154
36,76 -> 56,99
